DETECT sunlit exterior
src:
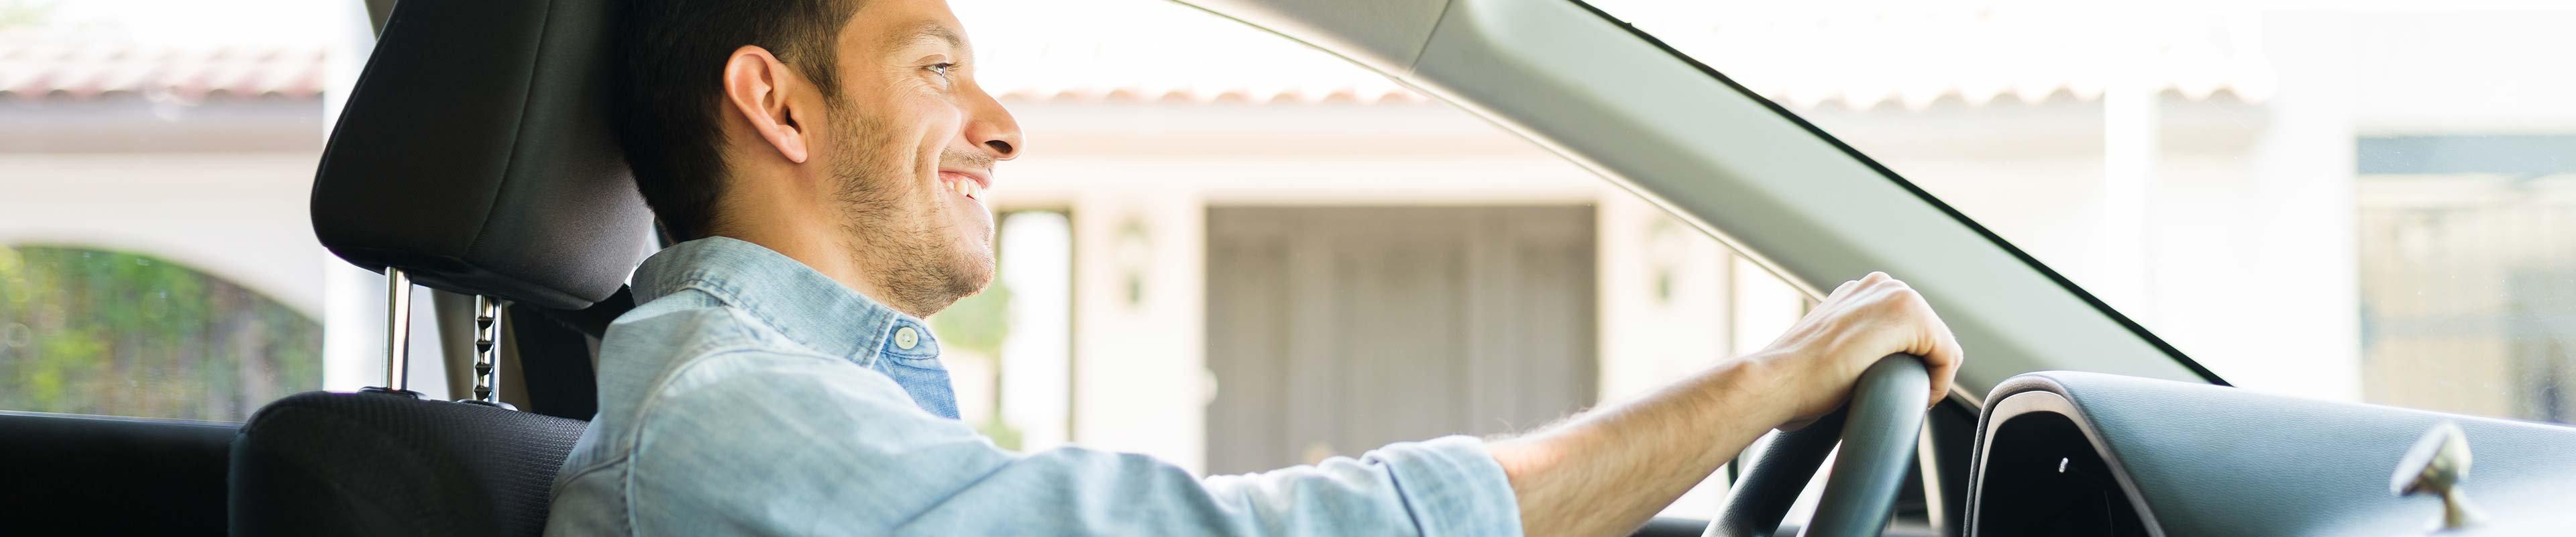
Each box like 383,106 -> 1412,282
2,1 -> 2571,524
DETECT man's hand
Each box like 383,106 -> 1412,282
1490,272 -> 1962,536
1743,272 -> 1963,430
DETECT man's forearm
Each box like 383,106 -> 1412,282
1489,356 -> 1790,536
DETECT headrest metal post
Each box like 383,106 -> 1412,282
383,267 -> 413,392
463,295 -> 515,409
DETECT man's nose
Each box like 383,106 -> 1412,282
963,85 -> 1022,160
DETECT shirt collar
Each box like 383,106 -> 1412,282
633,237 -> 941,364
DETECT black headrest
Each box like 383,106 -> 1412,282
312,0 -> 649,310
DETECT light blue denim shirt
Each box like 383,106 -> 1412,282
545,237 -> 1522,536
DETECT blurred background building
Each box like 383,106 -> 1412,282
3,0 -> 2572,518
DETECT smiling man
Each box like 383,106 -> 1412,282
543,0 -> 1964,535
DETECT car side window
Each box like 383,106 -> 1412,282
1,2 -> 354,421
923,0 -> 1817,520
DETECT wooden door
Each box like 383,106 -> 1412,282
1205,205 -> 1596,475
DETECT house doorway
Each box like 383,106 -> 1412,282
1203,205 -> 1598,474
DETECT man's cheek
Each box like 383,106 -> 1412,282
917,97 -> 969,142
910,109 -> 953,167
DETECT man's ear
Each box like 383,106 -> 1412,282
720,46 -> 811,164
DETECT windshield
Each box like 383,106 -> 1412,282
1588,1 -> 2576,425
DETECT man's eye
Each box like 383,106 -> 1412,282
928,62 -> 955,86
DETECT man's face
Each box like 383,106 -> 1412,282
811,0 -> 1020,315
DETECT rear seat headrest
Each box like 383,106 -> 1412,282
311,0 -> 650,310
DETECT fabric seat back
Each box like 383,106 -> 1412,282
230,392 -> 589,536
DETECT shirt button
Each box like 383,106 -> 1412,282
894,326 -> 920,350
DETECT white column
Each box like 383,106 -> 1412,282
2232,13 -> 2360,401
317,0 -> 377,392
1069,191 -> 1209,473
2095,67 -> 2159,322
1595,191 -> 1730,403
998,212 -> 1075,452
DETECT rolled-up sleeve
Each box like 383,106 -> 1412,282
1358,436 -> 1524,536
626,352 -> 1523,536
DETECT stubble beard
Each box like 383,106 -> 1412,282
826,109 -> 994,317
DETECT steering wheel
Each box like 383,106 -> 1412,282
1705,354 -> 1932,537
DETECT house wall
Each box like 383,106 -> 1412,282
0,152 -> 330,318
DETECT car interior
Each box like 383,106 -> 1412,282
3,0 -> 2575,535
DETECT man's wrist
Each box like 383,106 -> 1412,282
1706,351 -> 1797,432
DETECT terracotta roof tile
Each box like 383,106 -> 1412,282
0,34 -> 327,101
1,2 -> 2272,109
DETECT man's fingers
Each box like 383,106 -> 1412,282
1819,272 -> 1962,409
1925,353 -> 1959,409
1833,272 -> 1890,298
1919,305 -> 1965,408
1871,273 -> 1959,408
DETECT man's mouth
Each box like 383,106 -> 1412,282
938,170 -> 989,201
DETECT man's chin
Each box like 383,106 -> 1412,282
945,247 -> 999,297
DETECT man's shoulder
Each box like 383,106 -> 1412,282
611,290 -> 820,360
603,293 -> 760,356
572,291 -> 903,452
591,292 -> 855,406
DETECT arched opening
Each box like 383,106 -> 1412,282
0,245 -> 321,422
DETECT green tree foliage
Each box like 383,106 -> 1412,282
0,1 -> 56,30
933,266 -> 1020,448
931,280 -> 1012,356
0,246 -> 321,421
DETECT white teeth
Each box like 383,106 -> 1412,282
965,180 -> 981,199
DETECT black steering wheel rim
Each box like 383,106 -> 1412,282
1705,354 -> 1932,537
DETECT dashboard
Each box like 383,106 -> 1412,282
1963,372 -> 2576,536
1970,391 -> 2149,536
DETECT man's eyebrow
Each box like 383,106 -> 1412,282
884,22 -> 965,53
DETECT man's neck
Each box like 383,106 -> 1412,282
711,224 -> 927,318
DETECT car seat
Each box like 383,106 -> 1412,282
227,0 -> 652,534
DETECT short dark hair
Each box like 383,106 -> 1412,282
617,0 -> 862,240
